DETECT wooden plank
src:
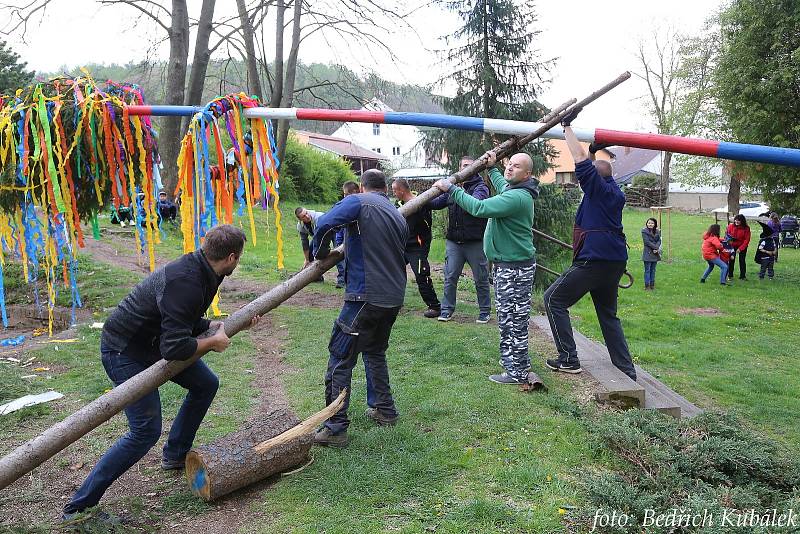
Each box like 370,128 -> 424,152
636,367 -> 703,418
530,316 -> 644,407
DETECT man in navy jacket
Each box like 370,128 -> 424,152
311,169 -> 409,447
542,109 -> 636,381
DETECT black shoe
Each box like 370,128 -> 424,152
313,427 -> 349,448
161,457 -> 186,470
423,307 -> 441,319
365,407 -> 398,426
488,372 -> 526,384
700,278 -> 706,283
545,358 -> 582,374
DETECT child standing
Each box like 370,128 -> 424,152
641,217 -> 661,290
755,221 -> 777,280
725,214 -> 751,280
701,224 -> 729,285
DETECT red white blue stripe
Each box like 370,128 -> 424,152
126,105 -> 800,168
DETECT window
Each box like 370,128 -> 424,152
373,148 -> 381,154
392,146 -> 401,156
555,171 -> 576,185
372,123 -> 380,135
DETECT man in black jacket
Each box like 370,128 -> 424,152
429,156 -> 491,323
63,224 -> 259,518
392,178 -> 441,318
311,169 -> 408,447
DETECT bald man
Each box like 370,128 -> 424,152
542,110 -> 636,380
434,152 -> 539,384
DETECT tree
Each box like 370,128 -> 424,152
715,0 -> 800,214
0,40 -> 33,93
423,0 -> 554,174
634,27 -> 716,191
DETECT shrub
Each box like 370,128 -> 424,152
279,135 -> 357,203
578,410 -> 800,533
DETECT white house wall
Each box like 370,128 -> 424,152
331,122 -> 427,169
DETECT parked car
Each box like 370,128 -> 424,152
712,201 -> 770,219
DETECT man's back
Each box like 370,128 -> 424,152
314,192 -> 408,307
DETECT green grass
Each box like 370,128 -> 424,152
259,306 -> 609,533
2,205 -> 800,533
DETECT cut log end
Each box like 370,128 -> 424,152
185,451 -> 211,501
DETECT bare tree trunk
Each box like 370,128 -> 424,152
660,150 -> 673,194
160,0 -> 190,195
237,0 -> 264,99
727,168 -> 741,217
269,0 -> 286,135
181,0 -> 217,134
276,0 -> 302,164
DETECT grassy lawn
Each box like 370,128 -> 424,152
1,202 -> 798,532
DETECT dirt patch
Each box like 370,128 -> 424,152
81,229 -> 158,275
677,307 -> 723,317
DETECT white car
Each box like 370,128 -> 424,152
712,201 -> 770,219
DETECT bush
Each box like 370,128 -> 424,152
279,135 -> 357,203
578,410 -> 800,533
533,184 -> 579,289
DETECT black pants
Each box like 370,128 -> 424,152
406,246 -> 440,310
159,205 -> 177,222
727,248 -> 747,279
542,260 -> 636,380
324,302 -> 400,434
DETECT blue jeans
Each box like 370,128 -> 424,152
702,257 -> 728,283
643,261 -> 657,286
64,350 -> 219,513
441,240 -> 491,315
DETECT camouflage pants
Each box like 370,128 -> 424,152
494,264 -> 536,380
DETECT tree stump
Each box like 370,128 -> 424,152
185,389 -> 347,501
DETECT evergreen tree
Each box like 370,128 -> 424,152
0,41 -> 34,94
425,0 -> 555,174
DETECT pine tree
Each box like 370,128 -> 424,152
0,41 -> 34,94
425,0 -> 554,174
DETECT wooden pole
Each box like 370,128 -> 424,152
0,73 -> 630,492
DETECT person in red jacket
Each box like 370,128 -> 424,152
725,214 -> 751,281
700,224 -> 729,285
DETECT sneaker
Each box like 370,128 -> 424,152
365,407 -> 398,426
545,358 -> 582,374
423,307 -> 441,319
335,281 -> 344,289
489,372 -> 526,384
437,311 -> 453,322
161,457 -> 186,470
476,313 -> 491,324
313,427 -> 349,448
700,278 -> 706,283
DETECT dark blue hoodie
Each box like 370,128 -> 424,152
573,159 -> 628,261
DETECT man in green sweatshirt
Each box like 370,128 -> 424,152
434,151 -> 539,384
